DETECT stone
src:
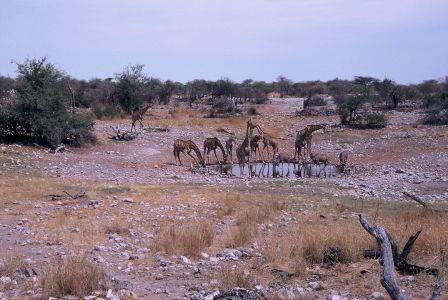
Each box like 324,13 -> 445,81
122,198 -> 134,204
326,295 -> 341,300
371,292 -> 385,300
178,255 -> 191,265
0,276 -> 11,284
308,281 -> 323,290
87,200 -> 100,208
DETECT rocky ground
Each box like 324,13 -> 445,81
0,100 -> 447,299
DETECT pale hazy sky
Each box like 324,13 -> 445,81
0,0 -> 447,83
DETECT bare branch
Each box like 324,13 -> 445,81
359,214 -> 410,300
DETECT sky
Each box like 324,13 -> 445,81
0,0 -> 447,83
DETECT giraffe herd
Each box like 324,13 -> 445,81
127,103 -> 347,176
172,121 -> 349,177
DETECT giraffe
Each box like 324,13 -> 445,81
245,120 -> 265,164
225,137 -> 235,163
262,133 -> 278,162
236,142 -> 250,176
173,139 -> 205,167
294,127 -> 308,162
250,135 -> 265,161
310,152 -> 329,175
274,152 -> 293,176
203,137 -> 227,164
303,124 -> 327,160
131,104 -> 152,132
339,151 -> 349,173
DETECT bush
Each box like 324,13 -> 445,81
92,103 -> 122,119
304,95 -> 326,108
363,112 -> 387,128
0,58 -> 96,148
422,92 -> 448,125
423,109 -> 448,125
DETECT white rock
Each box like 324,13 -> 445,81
122,198 -> 134,204
0,277 -> 11,284
178,255 -> 191,265
371,292 -> 385,300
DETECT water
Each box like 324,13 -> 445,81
212,162 -> 341,178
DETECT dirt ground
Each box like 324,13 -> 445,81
1,99 -> 447,299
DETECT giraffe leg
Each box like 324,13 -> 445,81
213,149 -> 219,164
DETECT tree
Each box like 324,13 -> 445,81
252,81 -> 273,94
0,75 -> 15,100
114,64 -> 151,114
0,58 -> 95,147
273,76 -> 293,97
375,78 -> 403,109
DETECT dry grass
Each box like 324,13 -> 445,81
0,254 -> 25,277
215,265 -> 255,291
154,221 -> 215,259
103,220 -> 130,235
377,208 -> 448,270
265,218 -> 374,274
225,209 -> 259,247
225,200 -> 285,247
41,255 -> 106,299
216,195 -> 240,218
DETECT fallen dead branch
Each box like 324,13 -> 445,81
216,128 -> 235,136
402,191 -> 448,213
63,190 -> 86,199
108,126 -> 138,141
359,214 -> 444,300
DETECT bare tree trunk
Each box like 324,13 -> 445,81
359,214 -> 410,300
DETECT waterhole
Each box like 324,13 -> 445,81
211,162 -> 341,178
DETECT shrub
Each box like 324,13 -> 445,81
92,103 -> 122,119
422,93 -> 448,125
0,58 -> 96,148
363,112 -> 387,128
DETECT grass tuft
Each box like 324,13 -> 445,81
155,221 -> 215,259
41,255 -> 106,299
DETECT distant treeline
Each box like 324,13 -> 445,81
0,58 -> 447,147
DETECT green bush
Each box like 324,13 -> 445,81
422,92 -> 448,125
92,103 -> 122,119
0,58 -> 96,148
423,110 -> 448,125
363,112 -> 387,128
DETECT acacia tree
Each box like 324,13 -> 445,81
114,64 -> 151,114
274,76 -> 293,97
0,58 -> 95,147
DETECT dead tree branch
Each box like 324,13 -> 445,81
108,126 -> 138,141
402,191 -> 448,213
359,213 -> 409,300
402,191 -> 428,208
359,214 -> 444,299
